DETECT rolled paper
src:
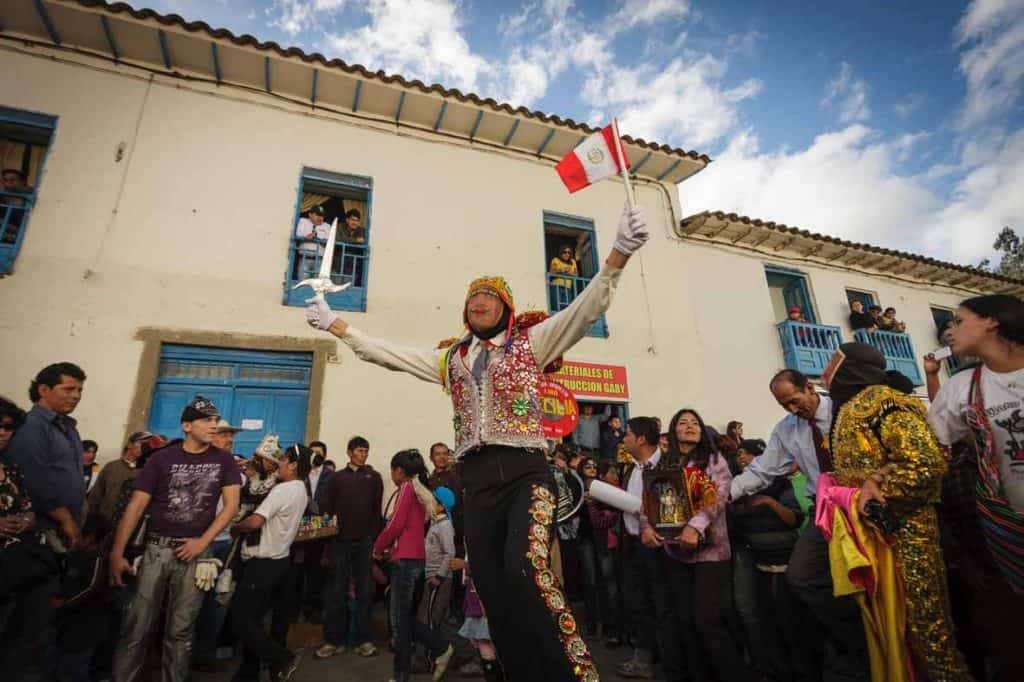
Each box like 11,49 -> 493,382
589,479 -> 642,514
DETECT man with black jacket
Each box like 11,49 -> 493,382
315,435 -> 383,659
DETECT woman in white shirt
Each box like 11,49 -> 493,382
927,295 -> 1024,588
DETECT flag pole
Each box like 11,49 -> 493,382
611,117 -> 636,210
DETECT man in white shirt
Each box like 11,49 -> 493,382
730,369 -> 867,681
615,416 -> 682,680
304,203 -> 648,681
230,444 -> 311,682
294,205 -> 330,279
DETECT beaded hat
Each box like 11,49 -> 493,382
464,276 -> 514,313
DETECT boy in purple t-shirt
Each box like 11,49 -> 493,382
109,396 -> 241,682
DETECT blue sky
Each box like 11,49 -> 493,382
147,0 -> 1024,266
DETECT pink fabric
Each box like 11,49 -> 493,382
814,473 -> 875,594
373,481 -> 426,561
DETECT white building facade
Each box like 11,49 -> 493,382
1,0 -> 1019,467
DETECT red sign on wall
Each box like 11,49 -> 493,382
538,380 -> 579,438
550,361 -> 629,400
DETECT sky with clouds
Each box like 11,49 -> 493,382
147,0 -> 1024,267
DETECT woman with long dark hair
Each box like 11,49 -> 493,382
373,450 -> 453,682
927,295 -> 1024,679
587,460 -> 624,647
646,408 -> 754,682
575,456 -> 605,637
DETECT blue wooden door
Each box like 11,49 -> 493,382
147,345 -> 312,456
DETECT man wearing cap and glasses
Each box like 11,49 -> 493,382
109,396 -> 241,682
87,430 -> 153,524
305,203 -> 648,681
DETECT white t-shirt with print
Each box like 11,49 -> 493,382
928,365 -> 1024,512
242,479 -> 309,561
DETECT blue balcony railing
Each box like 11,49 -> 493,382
0,190 -> 34,274
284,237 -> 369,310
546,272 -> 607,338
776,320 -> 842,375
854,329 -> 923,386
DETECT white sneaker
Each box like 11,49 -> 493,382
433,644 -> 455,681
314,642 -> 344,659
355,641 -> 378,657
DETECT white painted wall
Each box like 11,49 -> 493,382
0,48 -> 982,470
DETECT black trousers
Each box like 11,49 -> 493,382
459,445 -> 596,682
621,534 -> 686,679
662,556 -> 755,682
786,520 -> 869,682
231,558 -> 292,681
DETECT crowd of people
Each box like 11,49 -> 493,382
848,300 -> 907,333
3,195 -> 1023,682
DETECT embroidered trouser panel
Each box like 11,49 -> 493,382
893,506 -> 973,682
460,445 -> 598,682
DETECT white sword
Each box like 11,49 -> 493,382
292,217 -> 351,302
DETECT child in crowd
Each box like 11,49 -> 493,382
418,486 -> 456,633
457,563 -> 502,682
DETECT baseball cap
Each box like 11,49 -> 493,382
180,396 -> 220,423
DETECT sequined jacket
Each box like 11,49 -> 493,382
447,331 -> 547,456
830,385 -> 947,512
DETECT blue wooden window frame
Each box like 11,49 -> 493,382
764,264 -> 818,323
845,288 -> 877,310
283,167 -> 373,311
543,210 -> 607,338
0,105 -> 58,275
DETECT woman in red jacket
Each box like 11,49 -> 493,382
373,450 -> 454,682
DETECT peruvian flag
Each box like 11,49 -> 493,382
556,124 -> 631,193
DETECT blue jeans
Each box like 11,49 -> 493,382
324,538 -> 373,646
389,559 -> 446,677
194,538 -> 233,664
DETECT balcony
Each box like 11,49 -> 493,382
776,321 -> 842,375
546,272 -> 607,338
853,329 -> 923,386
1,190 -> 34,275
284,238 -> 368,311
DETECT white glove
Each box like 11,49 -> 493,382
305,295 -> 338,331
612,205 -> 649,256
194,557 -> 223,591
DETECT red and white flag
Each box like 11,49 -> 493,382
555,124 -> 631,193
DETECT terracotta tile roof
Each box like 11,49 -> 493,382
681,210 -> 1024,288
72,0 -> 711,165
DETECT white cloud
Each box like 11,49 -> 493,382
820,62 -> 871,123
610,0 -> 690,28
725,29 -> 763,57
582,55 -> 761,147
682,121 -> 1024,266
955,0 -> 1024,128
928,128 -> 1024,261
325,0 -> 489,92
268,0 -> 346,37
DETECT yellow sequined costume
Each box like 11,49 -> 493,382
831,385 -> 973,682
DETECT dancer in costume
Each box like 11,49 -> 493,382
822,343 -> 972,682
305,203 -> 648,681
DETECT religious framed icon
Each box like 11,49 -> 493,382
641,465 -> 718,544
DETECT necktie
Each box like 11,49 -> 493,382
471,343 -> 491,383
806,416 -> 833,473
